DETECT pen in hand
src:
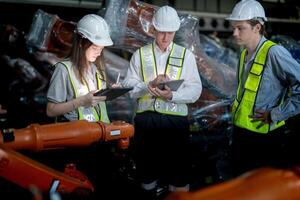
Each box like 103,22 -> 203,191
116,72 -> 120,84
111,72 -> 121,88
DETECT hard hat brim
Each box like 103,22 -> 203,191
153,23 -> 179,32
91,38 -> 113,47
225,16 -> 267,22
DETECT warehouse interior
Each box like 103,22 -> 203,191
0,0 -> 300,200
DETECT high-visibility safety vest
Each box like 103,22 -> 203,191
60,61 -> 110,123
137,43 -> 188,116
232,40 -> 284,134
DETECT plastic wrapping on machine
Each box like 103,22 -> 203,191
270,35 -> 300,64
190,99 -> 233,133
189,99 -> 233,181
1,55 -> 48,93
104,0 -> 237,98
104,0 -> 155,52
26,9 -> 75,58
26,9 -> 57,51
103,49 -> 136,123
199,34 -> 238,70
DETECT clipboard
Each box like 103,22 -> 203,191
157,79 -> 184,91
93,87 -> 133,101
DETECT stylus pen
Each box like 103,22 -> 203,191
116,72 -> 120,84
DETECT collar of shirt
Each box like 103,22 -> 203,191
152,41 -> 174,74
153,41 -> 173,55
248,36 -> 267,62
242,36 -> 267,89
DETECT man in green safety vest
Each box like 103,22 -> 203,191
227,0 -> 300,176
123,5 -> 202,196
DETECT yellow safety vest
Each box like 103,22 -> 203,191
232,40 -> 285,134
60,61 -> 110,123
137,43 -> 188,116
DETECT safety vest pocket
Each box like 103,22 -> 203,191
250,63 -> 263,75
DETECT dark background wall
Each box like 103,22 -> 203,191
1,1 -> 300,40
0,2 -> 100,34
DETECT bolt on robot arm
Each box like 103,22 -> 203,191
0,120 -> 134,194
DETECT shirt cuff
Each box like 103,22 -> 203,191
270,108 -> 282,123
170,92 -> 178,102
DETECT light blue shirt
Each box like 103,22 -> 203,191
240,36 -> 300,122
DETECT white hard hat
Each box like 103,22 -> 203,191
226,0 -> 267,23
152,6 -> 181,32
77,14 -> 113,46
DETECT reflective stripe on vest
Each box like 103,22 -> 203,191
137,43 -> 188,116
60,61 -> 110,123
232,40 -> 284,134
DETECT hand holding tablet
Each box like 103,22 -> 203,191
93,87 -> 133,101
157,79 -> 184,91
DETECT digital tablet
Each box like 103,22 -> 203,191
157,79 -> 184,91
93,87 -> 133,101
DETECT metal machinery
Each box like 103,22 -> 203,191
0,120 -> 134,196
165,166 -> 300,200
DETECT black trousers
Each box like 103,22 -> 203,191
134,111 -> 191,187
231,126 -> 290,177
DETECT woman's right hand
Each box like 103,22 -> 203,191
78,90 -> 106,107
111,83 -> 122,88
149,74 -> 170,88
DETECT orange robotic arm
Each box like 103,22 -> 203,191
0,145 -> 94,193
0,120 -> 134,151
0,120 -> 134,195
165,167 -> 300,200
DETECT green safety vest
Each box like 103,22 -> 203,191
60,61 -> 110,123
232,40 -> 284,134
137,43 -> 188,116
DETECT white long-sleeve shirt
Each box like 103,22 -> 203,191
123,42 -> 202,104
